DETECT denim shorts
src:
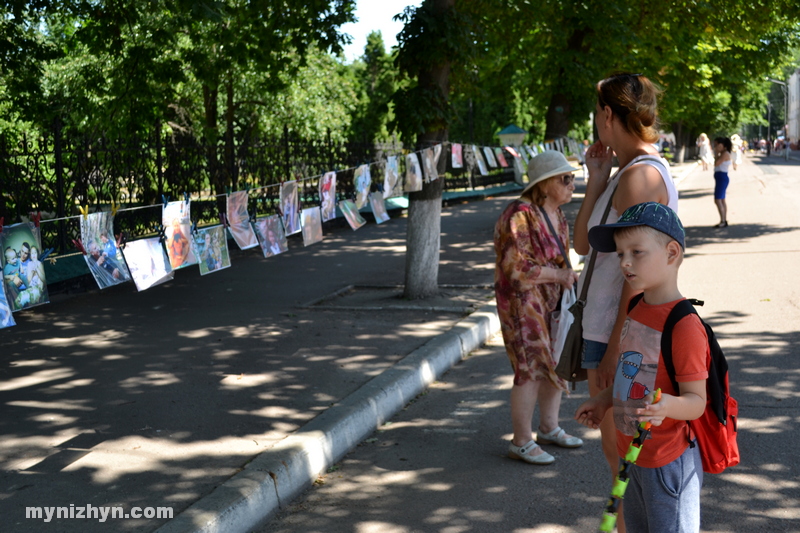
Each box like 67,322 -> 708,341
581,339 -> 607,370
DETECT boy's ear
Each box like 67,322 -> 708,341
666,240 -> 682,263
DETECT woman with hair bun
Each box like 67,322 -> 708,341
572,73 -> 679,533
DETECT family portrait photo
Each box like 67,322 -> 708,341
79,211 -> 132,290
2,222 -> 49,312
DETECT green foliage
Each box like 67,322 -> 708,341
348,31 -> 398,143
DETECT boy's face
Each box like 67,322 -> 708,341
614,228 -> 673,293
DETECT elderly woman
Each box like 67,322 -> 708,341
494,150 -> 583,465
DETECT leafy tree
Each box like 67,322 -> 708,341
348,31 -> 398,143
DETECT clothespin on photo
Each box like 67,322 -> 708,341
190,221 -> 198,236
79,205 -> 89,220
40,247 -> 54,261
72,238 -> 87,255
157,224 -> 167,243
110,199 -> 119,217
161,194 -> 170,208
30,211 -> 42,227
183,191 -> 190,203
219,213 -> 228,227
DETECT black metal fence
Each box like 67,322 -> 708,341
0,123 -> 514,256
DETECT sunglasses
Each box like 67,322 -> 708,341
558,174 -> 575,186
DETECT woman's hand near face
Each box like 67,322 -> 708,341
584,140 -> 614,186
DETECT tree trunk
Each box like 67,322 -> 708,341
544,92 -> 571,140
671,121 -> 685,163
402,0 -> 453,300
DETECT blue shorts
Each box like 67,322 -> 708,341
623,444 -> 703,533
581,339 -> 607,370
714,171 -> 729,200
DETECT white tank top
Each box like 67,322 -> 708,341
577,155 -> 679,344
715,159 -> 731,173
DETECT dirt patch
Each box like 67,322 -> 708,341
301,284 -> 495,313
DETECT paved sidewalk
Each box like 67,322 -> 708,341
262,154 -> 800,533
0,159 -> 705,533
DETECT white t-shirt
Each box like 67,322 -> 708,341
577,155 -> 679,344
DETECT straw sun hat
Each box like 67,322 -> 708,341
523,150 -> 580,195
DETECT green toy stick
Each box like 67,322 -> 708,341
599,388 -> 662,532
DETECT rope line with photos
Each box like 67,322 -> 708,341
0,138 -> 580,328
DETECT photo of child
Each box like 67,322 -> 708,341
193,225 -> 231,275
339,200 -> 366,230
122,237 -> 174,291
163,200 -> 198,268
281,181 -> 301,236
254,215 -> 288,258
226,190 -> 259,250
79,211 -> 132,290
422,147 -> 438,182
405,153 -> 423,192
301,207 -> 324,246
319,172 -> 337,222
451,143 -> 463,169
354,164 -> 372,209
369,192 -> 390,224
383,156 -> 400,198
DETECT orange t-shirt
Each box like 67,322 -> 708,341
613,298 -> 709,468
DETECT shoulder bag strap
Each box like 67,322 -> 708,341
538,206 -> 571,270
578,181 -> 619,302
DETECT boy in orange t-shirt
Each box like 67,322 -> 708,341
575,202 -> 708,533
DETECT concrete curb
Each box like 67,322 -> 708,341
155,302 -> 500,533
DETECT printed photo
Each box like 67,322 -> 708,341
226,190 -> 259,250
0,283 -> 15,328
383,156 -> 400,198
122,237 -> 174,292
1,223 -> 50,313
494,147 -> 509,168
254,215 -> 288,258
193,225 -> 232,275
405,153 -> 423,192
483,146 -> 498,168
472,145 -> 488,176
422,147 -> 438,182
281,181 -> 301,236
163,200 -> 198,269
301,206 -> 324,246
369,192 -> 390,224
79,211 -> 132,290
319,171 -> 337,222
451,143 -> 463,169
339,200 -> 366,230
354,164 -> 372,209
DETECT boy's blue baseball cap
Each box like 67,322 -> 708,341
588,202 -> 685,253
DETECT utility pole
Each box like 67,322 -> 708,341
768,78 -> 789,160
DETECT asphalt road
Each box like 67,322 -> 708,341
263,153 -> 800,533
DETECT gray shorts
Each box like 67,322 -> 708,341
624,444 -> 703,533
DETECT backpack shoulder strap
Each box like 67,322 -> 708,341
627,292 -> 645,314
660,299 -> 700,392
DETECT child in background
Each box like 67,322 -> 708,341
575,202 -> 708,533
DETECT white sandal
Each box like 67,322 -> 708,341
536,427 -> 583,448
508,440 -> 555,465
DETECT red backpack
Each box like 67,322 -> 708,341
630,295 -> 740,474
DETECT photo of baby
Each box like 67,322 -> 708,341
2,222 -> 49,312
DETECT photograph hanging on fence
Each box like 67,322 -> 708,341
227,190 -> 259,250
369,192 -> 390,224
405,153 -> 423,192
301,207 -> 323,246
194,225 -> 231,274
472,145 -> 489,176
354,164 -> 372,209
383,156 -> 400,198
339,200 -> 366,230
163,200 -> 198,269
79,211 -> 132,290
494,147 -> 509,168
254,215 -> 288,258
281,181 -> 301,235
516,146 -> 530,165
483,146 -> 498,167
1,223 -> 49,312
451,143 -> 463,169
422,147 -> 438,182
122,237 -> 174,291
319,172 -> 337,222
0,284 -> 14,328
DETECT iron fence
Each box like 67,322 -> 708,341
0,123 -> 513,256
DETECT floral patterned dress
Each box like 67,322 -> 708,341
494,199 -> 569,390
